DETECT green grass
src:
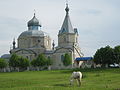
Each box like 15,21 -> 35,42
0,68 -> 120,90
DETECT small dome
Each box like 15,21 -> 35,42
19,30 -> 49,38
27,13 -> 41,27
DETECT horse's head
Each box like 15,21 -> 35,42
70,79 -> 73,85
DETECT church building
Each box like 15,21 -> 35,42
10,4 -> 83,69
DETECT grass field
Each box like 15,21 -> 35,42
0,68 -> 120,90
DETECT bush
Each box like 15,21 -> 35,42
0,58 -> 8,69
63,53 -> 72,66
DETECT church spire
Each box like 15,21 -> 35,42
34,9 -> 36,17
59,2 -> 74,34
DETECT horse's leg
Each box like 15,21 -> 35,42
77,78 -> 81,87
73,79 -> 75,86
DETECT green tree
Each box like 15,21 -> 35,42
9,54 -> 30,71
18,56 -> 30,69
31,54 -> 47,70
114,45 -> 120,63
46,57 -> 53,70
94,49 -> 102,65
9,53 -> 19,69
104,46 -> 115,64
46,57 -> 53,66
63,53 -> 72,66
31,59 -> 37,67
31,59 -> 38,70
0,58 -> 8,69
36,54 -> 47,67
94,46 -> 115,67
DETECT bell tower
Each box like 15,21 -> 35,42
58,4 -> 79,48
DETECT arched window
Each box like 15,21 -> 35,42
26,56 -> 29,59
47,40 -> 49,46
61,55 -> 64,61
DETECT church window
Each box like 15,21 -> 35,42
47,40 -> 49,46
62,28 -> 65,33
61,55 -> 64,61
32,26 -> 38,30
26,56 -> 28,59
38,40 -> 41,43
59,64 -> 61,66
29,26 -> 38,30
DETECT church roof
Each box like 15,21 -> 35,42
1,54 -> 11,59
27,13 -> 41,27
75,57 -> 93,61
59,4 -> 74,34
19,30 -> 49,38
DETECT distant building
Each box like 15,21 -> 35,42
75,57 -> 94,68
1,54 -> 11,62
4,4 -> 83,69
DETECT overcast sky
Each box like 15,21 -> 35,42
0,0 -> 120,57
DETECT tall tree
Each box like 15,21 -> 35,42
63,53 -> 72,66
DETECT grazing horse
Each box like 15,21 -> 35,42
70,71 -> 82,86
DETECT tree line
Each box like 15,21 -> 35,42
0,53 -> 72,72
0,53 -> 52,72
93,45 -> 120,67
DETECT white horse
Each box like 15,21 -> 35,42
70,71 -> 82,86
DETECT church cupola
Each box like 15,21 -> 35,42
27,13 -> 41,30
